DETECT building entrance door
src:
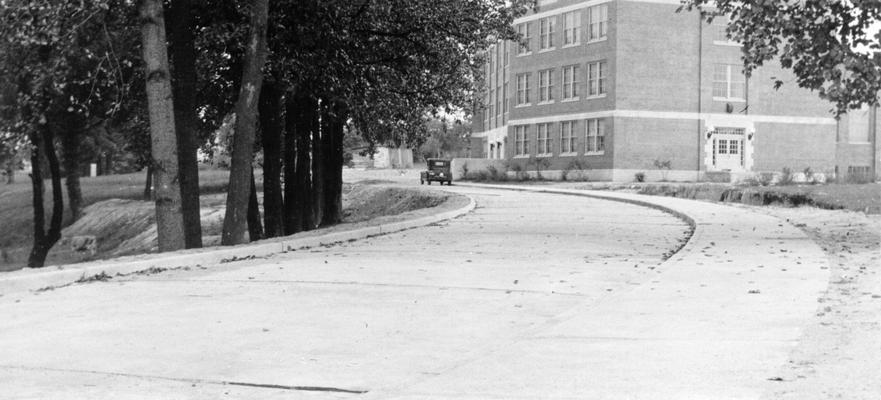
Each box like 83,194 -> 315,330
712,127 -> 746,171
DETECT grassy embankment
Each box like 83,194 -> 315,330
0,169 -> 232,271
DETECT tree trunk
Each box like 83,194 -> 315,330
143,164 -> 154,200
27,131 -> 46,268
259,81 -> 285,238
61,126 -> 83,221
139,0 -> 186,252
247,170 -> 264,241
28,128 -> 63,268
168,0 -> 203,249
321,101 -> 345,226
310,101 -> 324,229
6,165 -> 14,184
221,0 -> 270,245
282,91 -> 299,234
283,90 -> 313,234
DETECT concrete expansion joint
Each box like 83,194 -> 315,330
0,195 -> 478,296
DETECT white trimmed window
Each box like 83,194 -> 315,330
588,4 -> 608,42
517,23 -> 531,54
562,65 -> 580,100
713,16 -> 740,45
587,61 -> 607,97
502,83 -> 508,121
712,64 -> 745,100
495,87 -> 501,118
560,121 -> 576,154
539,17 -> 556,50
515,125 -> 529,156
537,123 -> 552,155
516,73 -> 530,105
563,11 -> 581,46
586,118 -> 605,154
538,69 -> 554,103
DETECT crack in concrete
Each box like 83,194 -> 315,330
0,365 -> 367,394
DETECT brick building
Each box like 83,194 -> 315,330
472,0 -> 879,182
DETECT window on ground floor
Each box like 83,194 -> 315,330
586,118 -> 605,154
537,123 -> 552,155
515,125 -> 529,156
560,121 -> 576,154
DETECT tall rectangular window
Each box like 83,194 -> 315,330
516,73 -> 530,105
563,11 -> 581,46
713,64 -> 746,100
517,23 -> 531,54
537,123 -> 551,155
538,69 -> 554,103
561,121 -> 576,154
588,4 -> 608,42
540,17 -> 556,50
586,118 -> 605,154
588,61 -> 607,97
515,125 -> 529,155
713,16 -> 740,44
495,87 -> 501,118
562,65 -> 580,100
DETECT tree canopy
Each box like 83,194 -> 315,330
680,0 -> 881,115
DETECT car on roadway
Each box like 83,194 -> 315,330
420,158 -> 452,185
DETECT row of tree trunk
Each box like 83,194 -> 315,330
242,84 -> 347,243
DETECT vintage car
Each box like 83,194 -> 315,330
420,158 -> 453,185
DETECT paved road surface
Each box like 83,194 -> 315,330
0,184 -> 828,399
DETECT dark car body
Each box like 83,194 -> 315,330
420,159 -> 452,185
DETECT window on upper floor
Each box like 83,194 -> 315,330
712,64 -> 745,101
560,121 -> 576,154
495,87 -> 501,118
587,61 -> 607,97
563,11 -> 581,46
586,118 -> 605,154
540,16 -> 556,50
712,15 -> 740,45
538,69 -> 555,103
515,125 -> 529,156
588,4 -> 608,42
562,65 -> 580,100
517,23 -> 531,54
537,123 -> 552,155
516,73 -> 531,105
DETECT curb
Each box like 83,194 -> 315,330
0,195 -> 477,296
454,182 -> 700,262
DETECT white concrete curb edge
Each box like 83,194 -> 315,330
455,182 -> 701,263
1,195 -> 477,296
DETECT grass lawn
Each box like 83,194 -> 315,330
743,183 -> 881,214
0,169 -> 232,270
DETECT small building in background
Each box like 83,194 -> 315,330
349,146 -> 414,169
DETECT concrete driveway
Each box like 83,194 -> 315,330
0,184 -> 828,399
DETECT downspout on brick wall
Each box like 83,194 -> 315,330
696,14 -> 703,181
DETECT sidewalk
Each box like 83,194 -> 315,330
0,183 -> 833,398
402,183 -> 831,399
0,194 -> 475,296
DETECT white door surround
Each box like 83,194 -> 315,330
705,118 -> 755,172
